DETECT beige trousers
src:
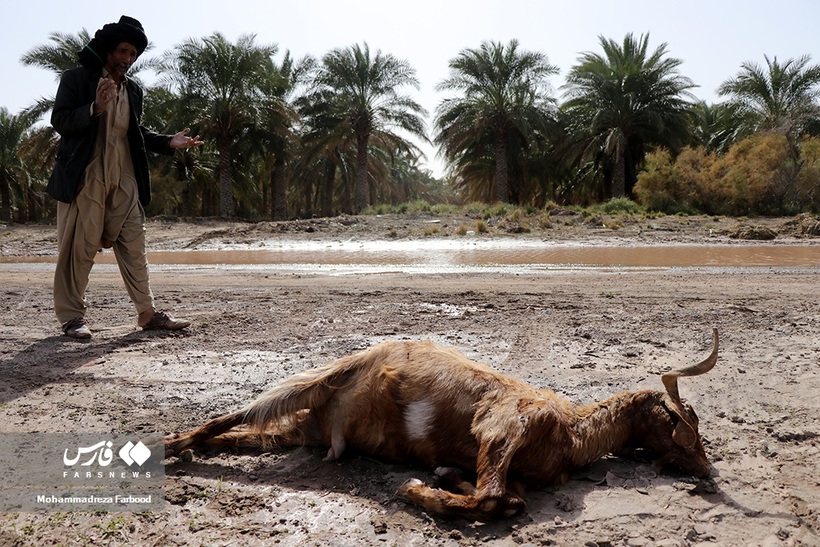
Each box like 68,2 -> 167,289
54,82 -> 154,324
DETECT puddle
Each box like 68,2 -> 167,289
4,241 -> 819,266
153,244 -> 817,268
3,240 -> 819,275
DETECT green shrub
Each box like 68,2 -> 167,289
591,197 -> 644,215
482,203 -> 510,219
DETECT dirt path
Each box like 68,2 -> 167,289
0,214 -> 818,546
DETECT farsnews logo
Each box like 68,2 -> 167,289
62,439 -> 154,480
63,440 -> 151,467
63,440 -> 114,466
119,440 -> 151,466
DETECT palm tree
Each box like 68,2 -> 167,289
312,43 -> 428,213
0,107 -> 39,222
20,30 -> 91,75
21,29 -> 157,112
159,33 -> 278,217
717,55 -> 820,138
142,86 -> 217,216
295,87 -> 356,215
562,33 -> 696,198
690,101 -> 745,154
435,39 -> 558,204
252,52 -> 312,220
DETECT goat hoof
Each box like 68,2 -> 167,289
502,496 -> 526,517
163,434 -> 182,456
434,467 -> 464,486
502,504 -> 525,518
479,498 -> 500,514
396,478 -> 424,500
434,466 -> 461,478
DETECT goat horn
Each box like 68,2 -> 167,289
661,328 -> 719,403
661,328 -> 718,448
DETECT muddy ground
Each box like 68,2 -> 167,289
0,211 -> 818,546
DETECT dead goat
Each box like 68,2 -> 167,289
165,329 -> 719,519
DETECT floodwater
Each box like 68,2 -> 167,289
3,240 -> 819,275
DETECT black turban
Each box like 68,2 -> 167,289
78,16 -> 148,68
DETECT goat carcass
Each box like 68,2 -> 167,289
165,329 -> 719,519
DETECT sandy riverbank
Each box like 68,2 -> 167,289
0,212 -> 818,546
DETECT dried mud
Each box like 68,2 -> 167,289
0,212 -> 818,546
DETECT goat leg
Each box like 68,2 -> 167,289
475,437 -> 527,518
396,478 -> 487,519
396,477 -> 525,520
435,466 -> 526,516
435,466 -> 477,495
165,410 -> 247,457
193,426 -> 320,452
395,435 -> 527,519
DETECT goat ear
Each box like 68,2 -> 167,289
671,420 -> 697,448
664,400 -> 697,448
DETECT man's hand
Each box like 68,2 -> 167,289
93,77 -> 117,115
170,128 -> 204,150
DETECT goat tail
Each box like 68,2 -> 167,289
240,354 -> 359,433
165,343 -> 389,458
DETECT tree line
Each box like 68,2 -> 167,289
2,31 -> 820,223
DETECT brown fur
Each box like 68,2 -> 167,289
166,335 -> 717,520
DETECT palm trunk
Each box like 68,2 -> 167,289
176,153 -> 196,217
355,133 -> 370,213
271,152 -> 287,221
341,179 -> 353,215
201,184 -> 214,217
0,176 -> 11,223
320,158 -> 336,217
612,150 -> 626,198
17,185 -> 29,223
261,172 -> 269,218
494,131 -> 509,203
303,175 -> 313,218
182,180 -> 196,217
25,186 -> 38,222
218,136 -> 234,218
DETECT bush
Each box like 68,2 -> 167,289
635,148 -> 708,214
591,197 -> 645,215
482,203 -> 510,219
635,135 -> 820,216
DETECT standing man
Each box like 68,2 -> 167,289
48,16 -> 203,339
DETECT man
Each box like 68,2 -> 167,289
48,16 -> 203,339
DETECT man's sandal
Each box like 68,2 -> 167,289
62,318 -> 92,339
141,310 -> 190,331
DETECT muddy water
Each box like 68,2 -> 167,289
4,242 -> 819,269
151,244 -> 818,268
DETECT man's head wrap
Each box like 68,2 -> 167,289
78,16 -> 147,68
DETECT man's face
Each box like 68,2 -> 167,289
106,42 -> 138,78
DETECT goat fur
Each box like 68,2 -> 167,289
165,333 -> 718,519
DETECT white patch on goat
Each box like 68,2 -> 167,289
405,399 -> 436,441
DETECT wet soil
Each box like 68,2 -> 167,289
0,212 -> 818,546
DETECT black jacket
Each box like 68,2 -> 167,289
47,66 -> 174,207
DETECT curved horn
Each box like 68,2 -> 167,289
661,328 -> 719,448
662,328 -> 719,403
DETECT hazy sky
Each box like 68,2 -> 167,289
2,0 -> 818,175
